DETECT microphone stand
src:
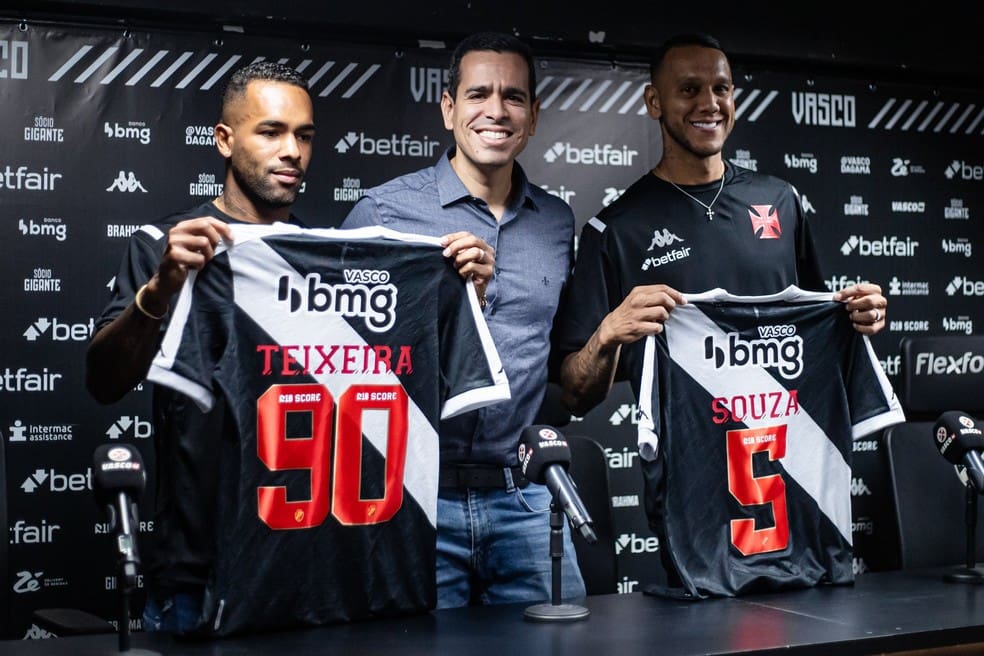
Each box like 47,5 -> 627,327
944,480 -> 984,583
524,500 -> 590,622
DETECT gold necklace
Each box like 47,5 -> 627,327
665,174 -> 725,221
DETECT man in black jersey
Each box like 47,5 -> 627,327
553,34 -> 889,593
85,62 -> 493,634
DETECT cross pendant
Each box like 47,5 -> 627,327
705,207 -> 714,221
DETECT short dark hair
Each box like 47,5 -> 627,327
649,33 -> 727,79
447,31 -> 537,102
221,62 -> 309,118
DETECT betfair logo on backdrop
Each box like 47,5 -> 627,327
945,160 -> 984,180
20,468 -> 91,494
106,416 -> 153,440
839,235 -> 919,257
23,317 -> 94,342
334,131 -> 439,158
106,171 -> 147,193
539,184 -> 576,204
0,39 -> 28,79
946,276 -> 984,296
0,165 -> 61,191
543,142 -> 638,166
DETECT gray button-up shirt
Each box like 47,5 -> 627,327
342,149 -> 574,465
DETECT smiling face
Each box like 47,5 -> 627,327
216,80 -> 315,214
441,50 -> 539,180
645,43 -> 735,163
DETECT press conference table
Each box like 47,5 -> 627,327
8,568 -> 984,656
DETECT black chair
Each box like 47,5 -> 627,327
885,335 -> 984,571
884,421 -> 984,569
566,435 -> 618,595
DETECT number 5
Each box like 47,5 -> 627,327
726,424 -> 788,555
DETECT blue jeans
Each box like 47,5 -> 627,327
436,480 -> 586,609
142,591 -> 204,635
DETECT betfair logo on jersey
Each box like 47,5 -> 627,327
278,274 -> 397,332
704,328 -> 804,380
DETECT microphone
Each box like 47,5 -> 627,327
92,443 -> 147,590
933,411 -> 984,492
518,425 -> 597,544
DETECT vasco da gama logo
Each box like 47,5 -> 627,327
277,269 -> 397,332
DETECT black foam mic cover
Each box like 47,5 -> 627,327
933,411 -> 984,465
518,425 -> 571,484
92,443 -> 146,507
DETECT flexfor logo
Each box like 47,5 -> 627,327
543,141 -> 638,166
106,171 -> 147,193
915,351 -> 984,375
334,131 -> 439,158
23,317 -> 94,342
840,235 -> 919,257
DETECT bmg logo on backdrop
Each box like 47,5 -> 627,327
18,217 -> 66,241
103,121 -> 151,145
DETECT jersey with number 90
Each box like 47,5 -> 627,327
147,223 -> 510,635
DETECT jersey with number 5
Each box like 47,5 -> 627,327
635,286 -> 904,598
147,223 -> 509,635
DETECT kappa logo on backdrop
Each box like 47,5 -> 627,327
106,171 -> 147,193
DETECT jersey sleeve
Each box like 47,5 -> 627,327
146,258 -> 233,412
437,266 -> 510,419
552,217 -> 617,358
846,334 -> 906,437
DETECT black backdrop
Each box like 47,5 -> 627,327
1,17 -> 982,639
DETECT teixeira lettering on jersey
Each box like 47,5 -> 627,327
257,343 -> 413,377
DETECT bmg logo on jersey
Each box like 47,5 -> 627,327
278,272 -> 397,332
704,325 -> 804,380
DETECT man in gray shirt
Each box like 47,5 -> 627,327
342,31 -> 584,608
